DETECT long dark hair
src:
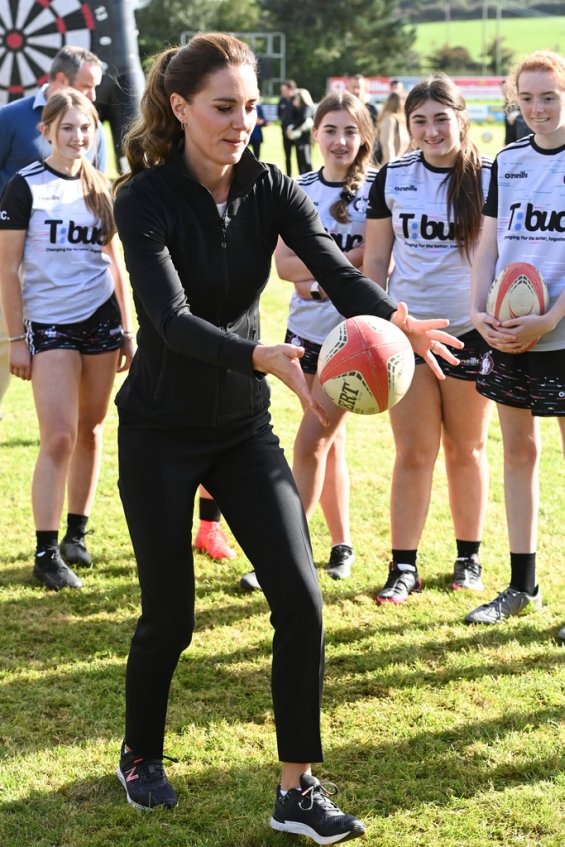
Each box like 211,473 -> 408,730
314,91 -> 375,224
405,74 -> 484,259
114,33 -> 257,193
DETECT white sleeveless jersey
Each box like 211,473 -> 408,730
367,149 -> 492,337
484,136 -> 565,351
287,167 -> 378,344
0,161 -> 114,324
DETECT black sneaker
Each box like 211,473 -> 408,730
270,773 -> 365,844
33,547 -> 83,590
116,743 -> 178,811
375,563 -> 421,605
60,533 -> 92,568
325,545 -> 355,580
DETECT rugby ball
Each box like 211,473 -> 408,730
317,315 -> 415,415
486,262 -> 549,351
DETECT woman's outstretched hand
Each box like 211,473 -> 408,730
252,343 -> 329,426
390,302 -> 464,380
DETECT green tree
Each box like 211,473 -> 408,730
136,0 -> 263,59
263,0 -> 417,98
482,37 -> 514,76
426,44 -> 480,73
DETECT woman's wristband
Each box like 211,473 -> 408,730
9,334 -> 26,342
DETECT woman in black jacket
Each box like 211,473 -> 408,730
112,32 -> 461,844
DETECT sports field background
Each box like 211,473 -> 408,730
0,120 -> 564,847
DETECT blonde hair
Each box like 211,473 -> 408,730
314,91 -> 375,224
41,89 -> 115,243
114,33 -> 257,193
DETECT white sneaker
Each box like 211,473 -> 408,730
240,570 -> 262,592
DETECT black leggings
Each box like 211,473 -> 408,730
118,411 -> 324,763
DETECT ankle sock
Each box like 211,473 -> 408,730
392,549 -> 417,571
66,513 -> 88,539
36,530 -> 58,552
199,497 -> 221,523
510,552 -> 536,595
456,539 -> 481,559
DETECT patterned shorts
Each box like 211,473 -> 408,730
285,329 -> 322,375
27,294 -> 124,356
414,328 -> 488,381
476,346 -> 565,416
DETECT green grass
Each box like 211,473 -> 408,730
1,127 -> 564,847
415,15 -> 565,65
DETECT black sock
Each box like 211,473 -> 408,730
66,513 -> 88,539
36,530 -> 58,552
392,549 -> 417,569
199,497 -> 221,523
456,540 -> 481,559
510,552 -> 536,595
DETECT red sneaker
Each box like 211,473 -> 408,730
193,520 -> 237,560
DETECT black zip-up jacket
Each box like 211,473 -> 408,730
114,146 -> 397,427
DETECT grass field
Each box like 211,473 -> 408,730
1,127 -> 564,847
415,15 -> 565,66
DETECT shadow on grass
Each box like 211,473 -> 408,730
1,729 -> 564,847
0,435 -> 39,448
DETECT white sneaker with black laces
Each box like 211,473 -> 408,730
270,773 -> 365,844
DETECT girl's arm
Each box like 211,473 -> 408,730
362,217 -> 394,289
103,236 -> 136,372
275,234 -> 363,302
0,229 -> 30,381
470,215 -> 519,350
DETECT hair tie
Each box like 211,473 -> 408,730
340,188 -> 355,203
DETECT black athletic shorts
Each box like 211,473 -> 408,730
476,346 -> 565,416
27,294 -> 124,356
414,328 -> 487,380
285,329 -> 322,375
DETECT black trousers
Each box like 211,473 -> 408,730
118,410 -> 325,763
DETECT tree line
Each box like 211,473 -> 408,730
134,0 -> 516,99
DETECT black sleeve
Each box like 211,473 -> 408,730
0,174 -> 32,230
114,181 -> 258,377
483,158 -> 499,218
366,166 -> 391,220
276,172 -> 397,320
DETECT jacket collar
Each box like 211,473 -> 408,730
164,142 -> 268,199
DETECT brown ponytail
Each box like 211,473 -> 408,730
114,33 -> 257,194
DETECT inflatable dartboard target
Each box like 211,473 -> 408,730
0,0 -> 145,166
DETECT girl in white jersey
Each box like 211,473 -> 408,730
363,74 -> 493,605
0,89 -> 135,591
276,91 -> 376,585
466,51 -> 565,640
